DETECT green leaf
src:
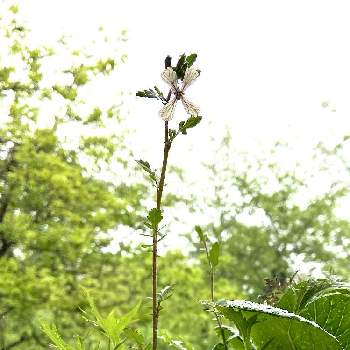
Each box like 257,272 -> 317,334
174,53 -> 187,80
154,86 -> 165,101
159,331 -> 194,350
123,328 -> 146,346
179,116 -> 202,135
135,159 -> 158,184
214,325 -> 245,349
186,53 -> 197,67
157,285 -> 174,303
217,300 -> 342,350
194,225 -> 205,243
277,279 -> 334,313
278,279 -> 350,349
84,292 -> 141,347
137,87 -> 165,101
146,208 -> 163,230
41,323 -> 73,350
209,242 -> 220,267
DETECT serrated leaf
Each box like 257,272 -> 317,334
146,208 -> 163,230
41,323 -> 73,350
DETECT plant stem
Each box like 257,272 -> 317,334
152,120 -> 171,350
202,240 -> 228,350
211,269 -> 228,350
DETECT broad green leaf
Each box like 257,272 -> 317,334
277,279 -> 334,313
278,279 -> 350,349
301,292 -> 350,349
217,300 -> 342,350
209,242 -> 220,267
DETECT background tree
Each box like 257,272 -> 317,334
0,6 -> 146,349
190,134 -> 350,297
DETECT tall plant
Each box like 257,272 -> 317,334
136,53 -> 202,350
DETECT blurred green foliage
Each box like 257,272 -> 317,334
1,4 -> 350,350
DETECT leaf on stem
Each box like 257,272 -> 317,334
145,208 -> 163,230
179,116 -> 202,135
185,54 -> 197,68
194,225 -> 206,243
136,87 -> 165,101
135,159 -> 158,185
209,242 -> 220,268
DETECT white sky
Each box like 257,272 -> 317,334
17,0 -> 350,150
3,0 -> 350,270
